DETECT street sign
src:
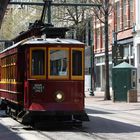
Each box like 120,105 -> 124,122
112,44 -> 124,66
112,31 -> 124,66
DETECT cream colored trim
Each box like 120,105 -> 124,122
0,89 -> 21,94
0,80 -> 22,84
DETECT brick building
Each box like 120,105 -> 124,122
134,0 -> 140,94
0,0 -> 137,93
93,0 -> 135,92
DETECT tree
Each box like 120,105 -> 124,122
92,0 -> 113,100
52,0 -> 94,41
0,3 -> 42,40
1,0 -> 93,41
51,1 -> 114,101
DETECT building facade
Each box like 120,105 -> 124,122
134,0 -> 140,94
0,0 -> 138,93
93,0 -> 135,92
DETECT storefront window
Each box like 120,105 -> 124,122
96,66 -> 101,87
124,45 -> 129,58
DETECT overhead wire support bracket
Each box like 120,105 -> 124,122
9,1 -> 102,25
9,1 -> 102,7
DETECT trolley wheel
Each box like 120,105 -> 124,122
73,120 -> 83,128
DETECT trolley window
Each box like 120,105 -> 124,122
71,48 -> 84,80
48,48 -> 69,79
30,48 -> 46,79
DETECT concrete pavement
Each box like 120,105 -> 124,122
85,91 -> 140,112
84,91 -> 140,140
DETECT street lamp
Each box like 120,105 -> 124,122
89,44 -> 94,96
89,19 -> 94,96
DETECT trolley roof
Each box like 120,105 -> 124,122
24,38 -> 84,45
0,37 -> 84,54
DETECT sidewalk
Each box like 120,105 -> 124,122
85,91 -> 140,111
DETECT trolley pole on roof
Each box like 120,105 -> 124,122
47,0 -> 52,24
43,0 -> 52,24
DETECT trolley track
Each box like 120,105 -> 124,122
31,126 -> 107,140
11,124 -> 107,140
72,126 -> 108,140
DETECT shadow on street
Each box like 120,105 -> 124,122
83,114 -> 140,134
0,123 -> 24,140
86,108 -> 114,114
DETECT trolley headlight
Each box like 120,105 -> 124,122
54,91 -> 64,102
56,93 -> 63,100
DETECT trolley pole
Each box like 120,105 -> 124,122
46,0 -> 52,24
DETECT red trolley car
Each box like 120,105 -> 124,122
0,35 -> 89,125
0,1 -> 89,126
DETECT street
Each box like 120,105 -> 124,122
84,94 -> 140,140
0,94 -> 140,140
0,1 -> 140,140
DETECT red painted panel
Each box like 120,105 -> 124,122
29,102 -> 83,111
0,83 -> 23,92
0,91 -> 23,105
24,81 -> 30,109
0,83 -> 23,105
25,80 -> 84,112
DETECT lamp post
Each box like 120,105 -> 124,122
89,44 -> 94,96
89,19 -> 94,96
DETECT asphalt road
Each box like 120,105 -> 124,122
0,97 -> 140,140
